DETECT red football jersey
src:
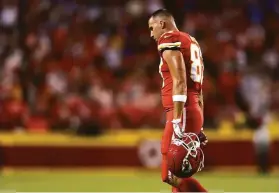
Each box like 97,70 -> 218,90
157,30 -> 204,110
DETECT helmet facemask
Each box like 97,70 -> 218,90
172,133 -> 205,174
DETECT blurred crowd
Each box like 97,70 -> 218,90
0,0 -> 278,133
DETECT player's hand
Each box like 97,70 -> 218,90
172,119 -> 185,139
198,128 -> 208,148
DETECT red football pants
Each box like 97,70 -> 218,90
161,104 -> 203,184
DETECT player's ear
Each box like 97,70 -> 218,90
159,20 -> 166,29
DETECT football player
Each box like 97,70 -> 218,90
148,9 -> 208,192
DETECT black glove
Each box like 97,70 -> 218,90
198,128 -> 208,148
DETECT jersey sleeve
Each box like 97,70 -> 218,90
157,32 -> 181,53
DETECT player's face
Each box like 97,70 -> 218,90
148,17 -> 164,42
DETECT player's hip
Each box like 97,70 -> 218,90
162,92 -> 202,112
163,107 -> 203,135
165,106 -> 203,121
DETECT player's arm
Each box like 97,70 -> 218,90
162,50 -> 187,138
163,50 -> 186,120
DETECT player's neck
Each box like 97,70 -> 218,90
164,26 -> 179,34
160,28 -> 179,38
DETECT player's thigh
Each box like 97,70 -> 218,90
161,110 -> 174,155
185,105 -> 203,134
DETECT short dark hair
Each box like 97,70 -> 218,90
150,9 -> 173,19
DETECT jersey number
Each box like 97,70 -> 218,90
159,43 -> 204,88
190,43 -> 204,84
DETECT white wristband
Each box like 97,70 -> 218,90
172,95 -> 187,102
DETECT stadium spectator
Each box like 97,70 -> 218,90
0,0 -> 278,131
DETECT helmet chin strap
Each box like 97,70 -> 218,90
198,149 -> 205,172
